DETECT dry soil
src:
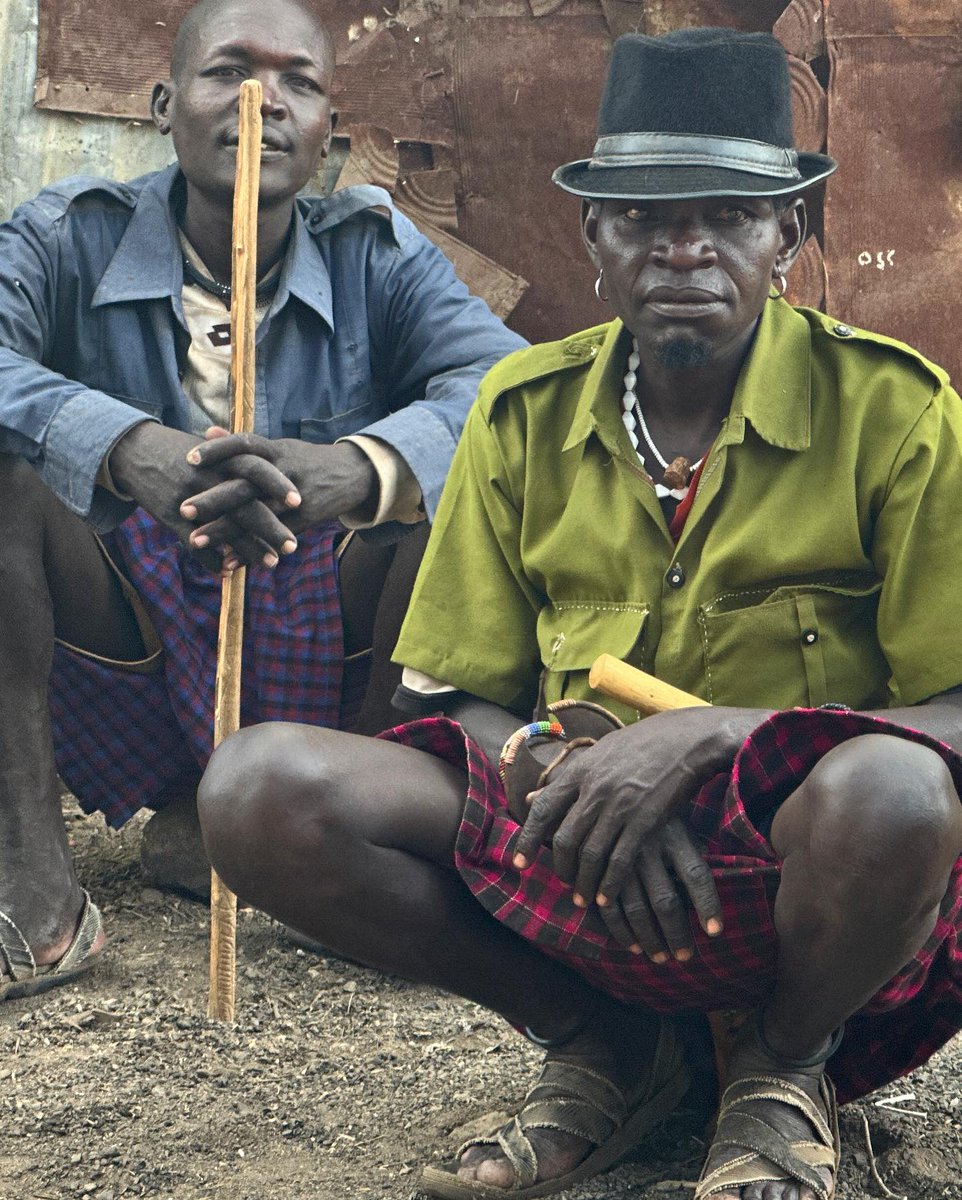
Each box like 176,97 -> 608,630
0,795 -> 959,1200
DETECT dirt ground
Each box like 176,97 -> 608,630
1,795 -> 960,1200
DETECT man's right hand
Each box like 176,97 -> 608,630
108,423 -> 299,572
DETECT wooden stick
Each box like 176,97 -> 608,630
588,653 -> 709,715
208,79 -> 263,1023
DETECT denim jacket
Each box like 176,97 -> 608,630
0,164 -> 525,532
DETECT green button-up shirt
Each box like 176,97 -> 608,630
395,299 -> 962,722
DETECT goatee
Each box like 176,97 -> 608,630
653,336 -> 714,370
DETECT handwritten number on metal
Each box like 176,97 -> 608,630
858,250 -> 896,270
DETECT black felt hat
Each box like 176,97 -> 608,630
553,28 -> 836,200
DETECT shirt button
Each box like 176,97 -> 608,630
833,323 -> 854,338
667,564 -> 685,589
801,628 -> 819,645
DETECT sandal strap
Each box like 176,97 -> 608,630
54,891 -> 102,976
0,889 -> 101,983
496,1118 -> 539,1189
718,1074 -> 835,1149
454,1049 -> 643,1188
696,1074 -> 838,1200
0,908 -> 35,981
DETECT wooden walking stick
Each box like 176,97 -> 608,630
208,79 -> 263,1022
588,654 -> 751,1082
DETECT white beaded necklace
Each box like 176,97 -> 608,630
622,338 -> 704,501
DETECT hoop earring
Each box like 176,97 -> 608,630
772,268 -> 787,298
595,269 -> 608,302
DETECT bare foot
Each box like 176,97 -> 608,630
700,1029 -> 836,1200
454,1000 -> 687,1190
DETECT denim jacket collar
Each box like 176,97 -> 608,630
92,166 -> 399,335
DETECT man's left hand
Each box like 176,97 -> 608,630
512,705 -> 767,959
180,428 -> 378,559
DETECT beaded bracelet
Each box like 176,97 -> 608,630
498,719 -> 567,785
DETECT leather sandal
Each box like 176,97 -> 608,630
694,1072 -> 839,1199
418,1017 -> 690,1198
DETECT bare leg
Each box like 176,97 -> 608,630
339,522 -> 430,736
199,722 -> 688,1188
704,734 -> 962,1200
0,455 -> 143,962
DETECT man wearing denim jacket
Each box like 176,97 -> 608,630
0,0 -> 524,998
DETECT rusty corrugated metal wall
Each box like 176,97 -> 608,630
4,0 -> 962,377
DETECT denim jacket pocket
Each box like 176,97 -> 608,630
535,601 -> 650,721
698,576 -> 886,709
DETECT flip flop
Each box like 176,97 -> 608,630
418,1017 -> 690,1198
0,889 -> 103,1001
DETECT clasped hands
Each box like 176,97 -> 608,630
109,423 -> 377,574
510,707 -> 761,963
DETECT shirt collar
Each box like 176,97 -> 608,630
92,164 -> 183,306
729,298 -> 811,450
563,298 -> 812,456
93,170 -> 400,334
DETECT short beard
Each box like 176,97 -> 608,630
652,336 -> 714,370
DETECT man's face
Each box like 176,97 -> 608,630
584,196 -> 803,369
154,0 -> 334,210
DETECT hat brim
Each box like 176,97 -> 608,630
552,152 -> 836,200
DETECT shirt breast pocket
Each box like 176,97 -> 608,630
535,601 -> 650,723
299,404 -> 376,444
698,576 -> 887,709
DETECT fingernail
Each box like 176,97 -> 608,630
596,893 -> 609,907
186,450 -> 201,465
651,952 -> 669,964
629,943 -> 642,955
572,893 -> 586,908
675,948 -> 693,962
192,533 -> 209,548
706,918 -> 723,936
513,853 -> 528,869
282,538 -> 297,554
181,503 -> 198,519
224,557 -> 240,571
286,491 -> 301,507
264,553 -> 279,568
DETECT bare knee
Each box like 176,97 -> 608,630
198,722 -> 358,902
775,734 -> 962,905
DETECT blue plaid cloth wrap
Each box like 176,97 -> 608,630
48,508 -> 361,827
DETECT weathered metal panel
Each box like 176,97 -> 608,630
824,32 -> 962,375
34,0 -> 190,118
0,0 -> 172,220
827,0 -> 962,39
453,14 -> 613,342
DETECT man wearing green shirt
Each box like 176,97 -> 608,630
198,29 -> 962,1200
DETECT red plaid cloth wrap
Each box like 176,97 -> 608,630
380,708 -> 962,1104
49,508 -> 366,828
